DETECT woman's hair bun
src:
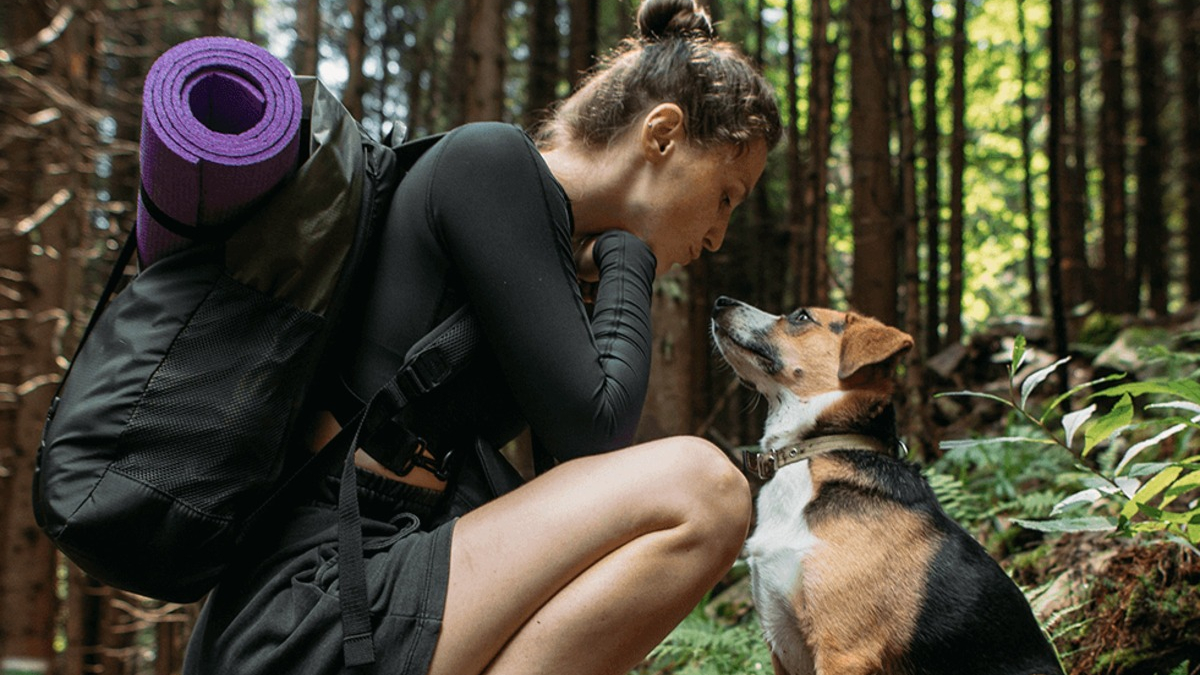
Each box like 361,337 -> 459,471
637,0 -> 716,41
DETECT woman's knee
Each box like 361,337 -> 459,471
645,436 -> 751,556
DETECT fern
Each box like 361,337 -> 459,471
644,601 -> 773,674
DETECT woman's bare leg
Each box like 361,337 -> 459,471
426,436 -> 751,675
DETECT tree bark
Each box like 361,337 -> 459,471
568,0 -> 598,86
783,0 -> 804,307
201,0 -> 221,35
922,0 -> 942,354
1135,0 -> 1168,315
1183,0 -> 1200,303
1061,0 -> 1091,308
1098,0 -> 1129,313
1048,0 -> 1071,368
806,0 -> 834,307
292,0 -> 320,76
526,0 -> 561,127
453,0 -> 509,124
946,0 -> 966,345
1018,0 -> 1041,317
343,0 -> 368,120
849,0 -> 897,323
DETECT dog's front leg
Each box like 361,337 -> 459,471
771,652 -> 795,675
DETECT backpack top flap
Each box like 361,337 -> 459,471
225,77 -> 364,316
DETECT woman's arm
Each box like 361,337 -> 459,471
426,123 -> 657,461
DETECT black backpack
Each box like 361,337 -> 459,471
33,76 -> 475,667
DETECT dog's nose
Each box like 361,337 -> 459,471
714,296 -> 738,310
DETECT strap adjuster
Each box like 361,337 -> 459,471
396,350 -> 451,399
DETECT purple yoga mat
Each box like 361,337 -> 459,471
137,36 -> 302,265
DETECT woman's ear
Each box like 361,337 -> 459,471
641,103 -> 687,163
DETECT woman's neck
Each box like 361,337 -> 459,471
540,141 -> 637,237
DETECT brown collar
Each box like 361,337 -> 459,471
742,433 -> 892,481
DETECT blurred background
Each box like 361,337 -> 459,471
2,0 -> 1199,673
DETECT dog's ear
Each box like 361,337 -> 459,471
838,313 -> 915,381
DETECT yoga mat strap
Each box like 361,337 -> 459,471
139,182 -> 280,243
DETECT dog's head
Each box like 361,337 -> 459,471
711,296 -> 913,444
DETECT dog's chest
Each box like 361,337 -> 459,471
743,461 -> 821,675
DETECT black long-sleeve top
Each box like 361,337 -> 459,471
342,122 -> 657,465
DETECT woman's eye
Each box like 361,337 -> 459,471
721,192 -> 731,208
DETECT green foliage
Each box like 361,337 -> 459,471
935,335 -> 1200,553
640,593 -> 772,675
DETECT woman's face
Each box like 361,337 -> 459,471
634,137 -> 769,275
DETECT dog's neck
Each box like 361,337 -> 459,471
761,389 -> 899,454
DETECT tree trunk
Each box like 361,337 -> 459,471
1048,0 -> 1071,368
1183,0 -> 1200,303
201,0 -> 221,35
1099,0 -> 1129,313
783,0 -> 804,307
753,0 -> 776,309
807,0 -> 834,307
1135,0 -> 1167,315
343,0 -> 368,120
0,2 -> 86,666
1022,0 -> 1041,314
292,0 -> 320,76
568,0 -> 598,86
922,0 -> 942,354
849,0 -> 897,323
946,0 -> 966,345
453,0 -> 509,124
526,0 -> 561,127
1062,0 -> 1091,308
1019,0 -> 1041,317
896,0 -> 929,456
897,0 -> 919,338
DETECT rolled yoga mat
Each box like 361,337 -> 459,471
137,36 -> 302,266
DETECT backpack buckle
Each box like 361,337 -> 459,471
396,350 -> 451,400
399,438 -> 453,480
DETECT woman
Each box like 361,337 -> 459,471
184,1 -> 782,673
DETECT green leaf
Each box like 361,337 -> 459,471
1014,516 -> 1117,533
1091,379 -> 1200,405
1020,357 -> 1071,409
1061,404 -> 1096,450
1010,334 -> 1028,379
935,390 -> 1014,407
1039,373 -> 1127,425
1083,394 -> 1133,457
939,437 -> 1055,451
1132,466 -> 1183,504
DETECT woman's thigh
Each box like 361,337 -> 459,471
428,436 -> 751,675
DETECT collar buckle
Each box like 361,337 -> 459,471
742,449 -> 778,481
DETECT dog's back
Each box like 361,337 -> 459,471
799,450 -> 1061,675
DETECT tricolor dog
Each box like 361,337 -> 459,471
711,296 -> 1063,675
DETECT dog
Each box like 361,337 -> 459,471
711,296 -> 1063,675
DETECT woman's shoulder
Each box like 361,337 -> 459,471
438,122 -> 538,162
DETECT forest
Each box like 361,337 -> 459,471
1,0 -> 1199,672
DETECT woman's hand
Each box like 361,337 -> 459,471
574,237 -> 601,304
574,236 -> 600,283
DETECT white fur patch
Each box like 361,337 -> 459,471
761,390 -> 845,451
744,460 -> 821,675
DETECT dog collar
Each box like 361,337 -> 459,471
742,434 -> 891,481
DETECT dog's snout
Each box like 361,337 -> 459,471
713,296 -> 740,315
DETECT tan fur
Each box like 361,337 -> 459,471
798,455 -> 940,675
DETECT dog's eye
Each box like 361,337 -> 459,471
788,309 -> 812,324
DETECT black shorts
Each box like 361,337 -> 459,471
183,468 -> 455,674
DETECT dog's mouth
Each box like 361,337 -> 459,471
711,321 -> 783,379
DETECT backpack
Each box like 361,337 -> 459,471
33,76 -> 475,667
